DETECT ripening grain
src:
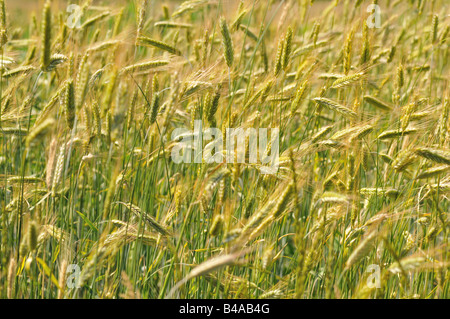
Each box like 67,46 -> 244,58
0,0 -> 448,301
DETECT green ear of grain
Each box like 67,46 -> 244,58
0,0 -> 7,39
220,17 -> 234,68
40,1 -> 52,71
282,26 -> 293,70
136,36 -> 182,55
64,80 -> 76,130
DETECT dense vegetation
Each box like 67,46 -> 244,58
0,0 -> 448,299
